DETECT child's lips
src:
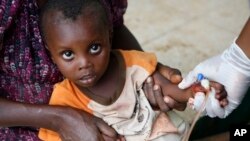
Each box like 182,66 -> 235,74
79,74 -> 96,85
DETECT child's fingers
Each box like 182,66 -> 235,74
153,85 -> 170,112
192,84 -> 206,94
211,81 -> 227,101
164,96 -> 187,111
219,99 -> 228,107
215,90 -> 227,101
210,81 -> 225,94
143,77 -> 157,107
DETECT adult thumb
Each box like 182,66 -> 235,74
95,118 -> 118,139
178,70 -> 197,89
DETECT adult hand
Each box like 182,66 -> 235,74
157,63 -> 182,84
143,64 -> 186,112
57,107 -> 119,141
179,41 -> 250,118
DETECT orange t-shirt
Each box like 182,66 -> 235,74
39,50 -> 157,141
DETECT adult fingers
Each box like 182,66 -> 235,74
95,117 -> 117,140
168,68 -> 182,84
157,64 -> 182,84
102,135 -> 126,141
178,70 -> 197,89
102,134 -> 116,141
117,136 -> 126,141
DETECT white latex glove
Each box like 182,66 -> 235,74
179,40 -> 250,118
188,88 -> 225,118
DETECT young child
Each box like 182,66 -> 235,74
38,0 -> 201,140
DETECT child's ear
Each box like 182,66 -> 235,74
45,44 -> 49,50
51,56 -> 55,63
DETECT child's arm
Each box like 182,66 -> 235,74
151,71 -> 196,103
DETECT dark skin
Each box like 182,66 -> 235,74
42,8 -> 203,141
44,9 -> 196,106
111,18 -> 228,109
152,72 -> 194,103
0,1 -> 183,141
0,99 -> 117,141
0,1 -> 227,141
236,18 -> 250,58
43,4 -> 228,141
44,10 -> 120,106
37,0 -> 187,110
143,67 -> 228,110
37,0 -> 226,112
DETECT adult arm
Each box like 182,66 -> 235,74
112,24 -> 143,51
190,17 -> 250,140
236,18 -> 250,58
0,98 -> 118,141
112,24 -> 182,83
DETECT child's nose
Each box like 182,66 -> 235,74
78,56 -> 91,70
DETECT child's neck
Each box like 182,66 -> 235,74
79,52 -> 125,105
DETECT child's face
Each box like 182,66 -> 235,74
44,11 -> 111,87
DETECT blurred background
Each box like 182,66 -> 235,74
124,0 -> 250,122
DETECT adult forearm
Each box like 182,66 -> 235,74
236,17 -> 250,58
112,24 -> 143,51
0,98 -> 64,131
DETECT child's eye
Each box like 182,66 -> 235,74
90,44 -> 101,54
62,51 -> 74,60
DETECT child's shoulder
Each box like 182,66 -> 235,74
113,49 -> 157,67
115,49 -> 154,57
53,79 -> 74,91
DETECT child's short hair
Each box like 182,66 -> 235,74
40,0 -> 110,37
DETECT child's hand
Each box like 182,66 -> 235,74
182,74 -> 229,118
178,41 -> 250,118
149,64 -> 188,111
191,81 -> 228,107
210,81 -> 228,107
143,77 -> 186,112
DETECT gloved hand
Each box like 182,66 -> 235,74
179,40 -> 250,118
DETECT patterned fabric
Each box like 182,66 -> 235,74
0,0 -> 127,140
